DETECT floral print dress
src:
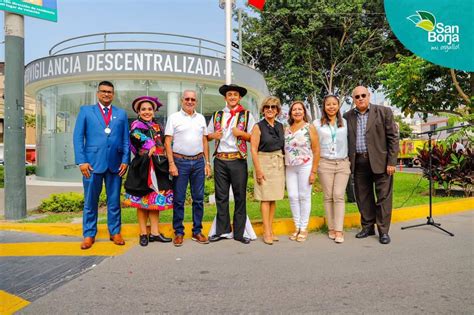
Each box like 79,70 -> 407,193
123,119 -> 173,211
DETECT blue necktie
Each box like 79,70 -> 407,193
104,107 -> 109,116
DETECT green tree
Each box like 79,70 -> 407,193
394,115 -> 413,139
240,0 -> 402,115
25,113 -> 36,128
377,54 -> 472,120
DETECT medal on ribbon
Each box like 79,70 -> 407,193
98,104 -> 112,134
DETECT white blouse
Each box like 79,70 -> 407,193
314,118 -> 348,160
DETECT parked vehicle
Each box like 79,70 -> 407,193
0,144 -> 36,165
398,139 -> 426,167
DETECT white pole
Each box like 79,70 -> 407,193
225,0 -> 232,84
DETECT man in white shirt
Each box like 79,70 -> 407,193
207,84 -> 256,244
165,90 -> 211,247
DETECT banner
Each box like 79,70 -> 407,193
0,0 -> 57,22
384,0 -> 473,71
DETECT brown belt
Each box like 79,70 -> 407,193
356,152 -> 369,159
215,152 -> 243,160
173,152 -> 204,160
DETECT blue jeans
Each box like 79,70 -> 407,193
172,157 -> 205,236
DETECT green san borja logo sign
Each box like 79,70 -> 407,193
407,11 -> 459,47
385,0 -> 473,71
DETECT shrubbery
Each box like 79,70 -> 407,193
40,192 -> 84,213
37,167 -> 258,212
26,166 -> 36,175
416,143 -> 473,196
39,190 -> 107,213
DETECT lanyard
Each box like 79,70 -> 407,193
98,104 -> 112,127
328,123 -> 337,144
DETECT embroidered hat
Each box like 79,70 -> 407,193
132,96 -> 163,113
218,84 -> 248,97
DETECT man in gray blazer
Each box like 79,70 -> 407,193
344,86 -> 399,244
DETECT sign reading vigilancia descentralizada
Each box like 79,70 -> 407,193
25,51 -> 223,85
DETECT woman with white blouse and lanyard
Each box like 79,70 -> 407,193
314,95 -> 351,243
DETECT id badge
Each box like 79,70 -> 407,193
329,143 -> 337,156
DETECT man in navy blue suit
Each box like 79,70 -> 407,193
73,81 -> 130,250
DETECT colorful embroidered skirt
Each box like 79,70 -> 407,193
123,190 -> 173,211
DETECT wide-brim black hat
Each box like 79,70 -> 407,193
219,84 -> 247,97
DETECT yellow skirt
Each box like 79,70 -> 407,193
254,151 -> 285,201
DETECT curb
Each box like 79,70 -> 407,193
0,198 -> 472,239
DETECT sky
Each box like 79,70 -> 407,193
0,0 -> 390,111
0,0 -> 252,63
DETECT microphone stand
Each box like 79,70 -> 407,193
400,123 -> 470,236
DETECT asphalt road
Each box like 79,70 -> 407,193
18,211 -> 474,314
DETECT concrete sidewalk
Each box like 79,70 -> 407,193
0,176 -> 82,216
6,211 -> 473,314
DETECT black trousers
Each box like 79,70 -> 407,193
354,155 -> 393,234
213,158 -> 248,240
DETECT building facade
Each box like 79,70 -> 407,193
25,35 -> 268,181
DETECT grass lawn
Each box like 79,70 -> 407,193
25,172 -> 459,224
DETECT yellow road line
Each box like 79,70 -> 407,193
0,290 -> 30,315
0,241 -> 135,257
0,198 -> 472,238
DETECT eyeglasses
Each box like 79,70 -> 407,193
354,94 -> 367,100
98,90 -> 114,95
263,105 -> 278,111
184,97 -> 196,102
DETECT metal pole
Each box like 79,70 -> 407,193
4,12 -> 26,220
238,8 -> 243,63
428,132 -> 433,218
225,0 -> 232,84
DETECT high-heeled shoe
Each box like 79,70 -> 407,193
334,232 -> 344,244
289,229 -> 300,241
328,230 -> 336,240
263,235 -> 273,245
297,230 -> 308,242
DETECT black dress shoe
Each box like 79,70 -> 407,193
379,234 -> 391,244
355,227 -> 376,239
235,237 -> 251,244
139,234 -> 149,247
149,233 -> 172,243
209,235 -> 223,242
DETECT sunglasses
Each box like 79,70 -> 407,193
263,105 -> 278,111
184,97 -> 196,102
354,94 -> 367,100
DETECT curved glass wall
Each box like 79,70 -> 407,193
35,80 -> 260,181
